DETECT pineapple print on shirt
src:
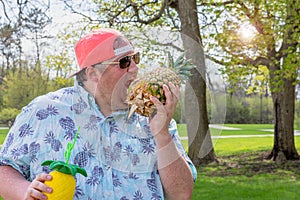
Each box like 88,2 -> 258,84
86,166 -> 104,186
59,116 -> 77,140
10,142 -> 40,163
44,131 -> 63,152
71,97 -> 88,114
36,105 -> 59,120
74,142 -> 95,168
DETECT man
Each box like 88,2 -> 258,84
0,28 -> 196,200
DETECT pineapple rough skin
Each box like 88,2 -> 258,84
127,67 -> 181,117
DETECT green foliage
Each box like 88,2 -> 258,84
45,53 -> 73,79
2,62 -> 73,111
44,27 -> 79,80
0,85 -> 4,111
173,101 -> 185,124
48,77 -> 73,91
206,94 -> 273,124
0,108 -> 20,124
225,98 -> 251,124
3,67 -> 49,109
204,0 -> 299,94
247,96 -> 273,123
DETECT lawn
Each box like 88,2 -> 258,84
191,125 -> 300,200
178,123 -> 300,137
1,125 -> 300,199
0,129 -> 8,145
194,165 -> 300,200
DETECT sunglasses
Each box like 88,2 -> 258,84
101,52 -> 140,69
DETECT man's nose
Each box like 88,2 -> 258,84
127,61 -> 138,73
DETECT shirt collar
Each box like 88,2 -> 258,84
74,80 -> 132,119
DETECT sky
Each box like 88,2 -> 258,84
0,0 -> 88,50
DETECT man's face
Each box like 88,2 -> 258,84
96,51 -> 139,111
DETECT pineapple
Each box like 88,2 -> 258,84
127,52 -> 193,118
41,127 -> 87,200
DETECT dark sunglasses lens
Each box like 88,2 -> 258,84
133,53 -> 140,64
119,53 -> 140,69
119,56 -> 131,69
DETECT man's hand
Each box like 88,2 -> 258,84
149,82 -> 180,136
23,174 -> 52,200
149,83 -> 194,199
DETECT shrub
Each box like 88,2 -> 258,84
0,108 -> 21,126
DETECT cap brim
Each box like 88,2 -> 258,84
68,68 -> 85,78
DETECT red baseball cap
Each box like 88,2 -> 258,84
70,28 -> 134,77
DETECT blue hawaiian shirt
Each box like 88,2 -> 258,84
0,81 -> 197,200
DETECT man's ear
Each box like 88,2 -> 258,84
86,67 -> 100,82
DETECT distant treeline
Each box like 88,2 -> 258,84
174,94 -> 300,125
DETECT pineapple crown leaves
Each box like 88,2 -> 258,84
41,127 -> 87,177
160,52 -> 194,82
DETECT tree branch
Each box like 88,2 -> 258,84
132,31 -> 184,52
277,0 -> 299,59
205,53 -> 272,69
0,0 -> 11,23
198,0 -> 235,7
205,54 -> 229,66
63,0 -> 94,22
166,5 -> 179,30
128,0 -> 168,24
242,56 -> 271,67
236,1 -> 264,34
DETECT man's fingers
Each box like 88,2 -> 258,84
24,174 -> 53,200
26,186 -> 48,200
150,95 -> 164,110
31,178 -> 52,194
168,82 -> 180,101
34,174 -> 52,193
36,173 -> 52,182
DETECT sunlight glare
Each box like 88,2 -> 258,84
238,23 -> 257,43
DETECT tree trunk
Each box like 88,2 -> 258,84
268,72 -> 299,162
174,0 -> 216,165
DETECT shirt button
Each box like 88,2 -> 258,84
106,192 -> 111,196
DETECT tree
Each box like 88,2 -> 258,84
63,0 -> 216,165
203,0 -> 300,161
3,65 -> 49,110
0,0 -> 52,72
0,24 -> 19,75
172,0 -> 216,164
0,0 -> 59,112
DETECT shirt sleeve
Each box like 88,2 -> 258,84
168,119 -> 197,181
0,96 -> 48,181
0,109 -> 35,180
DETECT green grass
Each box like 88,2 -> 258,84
178,123 -> 300,137
0,129 -> 9,145
213,137 -> 273,156
175,124 -> 300,200
193,172 -> 300,200
192,147 -> 300,200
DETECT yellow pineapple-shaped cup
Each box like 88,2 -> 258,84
41,127 -> 87,200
